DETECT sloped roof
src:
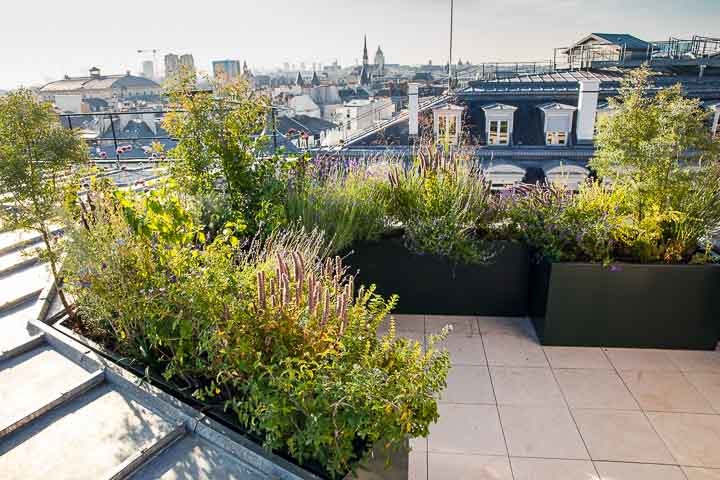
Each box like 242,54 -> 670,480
591,33 -> 649,50
40,73 -> 160,93
277,115 -> 337,136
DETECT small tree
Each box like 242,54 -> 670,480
591,66 -> 720,261
0,89 -> 88,314
163,69 -> 286,235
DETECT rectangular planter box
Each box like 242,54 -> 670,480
529,260 -> 720,350
54,316 -> 410,480
346,236 -> 529,316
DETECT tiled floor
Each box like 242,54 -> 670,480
391,314 -> 720,480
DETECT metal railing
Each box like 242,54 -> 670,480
59,110 -> 176,167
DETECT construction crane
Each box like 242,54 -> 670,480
137,49 -> 158,78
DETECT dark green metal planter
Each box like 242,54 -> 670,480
346,235 -> 529,316
529,259 -> 720,350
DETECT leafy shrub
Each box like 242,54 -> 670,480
162,71 -> 292,236
64,183 -> 450,478
590,66 -> 720,263
384,145 -> 500,264
508,182 -> 627,263
285,160 -> 389,254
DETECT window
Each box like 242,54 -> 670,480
546,131 -> 568,146
438,116 -> 457,141
488,120 -> 510,145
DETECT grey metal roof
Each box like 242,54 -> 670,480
40,74 -> 160,93
591,33 -> 650,50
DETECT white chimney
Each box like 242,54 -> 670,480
408,83 -> 419,137
577,80 -> 600,144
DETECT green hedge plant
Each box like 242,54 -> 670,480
64,183 -> 450,478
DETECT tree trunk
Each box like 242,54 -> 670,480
39,225 -> 74,321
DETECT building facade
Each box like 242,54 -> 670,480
39,67 -> 162,103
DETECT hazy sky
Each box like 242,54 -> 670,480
2,0 -> 719,89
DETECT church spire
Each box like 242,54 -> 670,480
362,34 -> 369,67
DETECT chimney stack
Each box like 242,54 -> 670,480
408,83 -> 419,137
576,80 -> 600,144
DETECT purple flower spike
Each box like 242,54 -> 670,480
609,264 -> 622,273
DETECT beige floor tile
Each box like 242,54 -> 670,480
686,373 -> 720,413
555,369 -> 639,410
511,458 -> 599,480
603,349 -> 679,372
595,462 -> 685,480
436,335 -> 487,366
620,371 -> 714,413
545,347 -> 613,370
684,467 -> 720,480
409,449 -> 427,480
483,333 -> 548,368
666,351 -> 720,374
477,317 -> 536,337
427,453 -> 512,480
490,367 -> 565,407
440,365 -> 495,405
382,314 -> 425,333
572,409 -> 675,464
426,315 -> 477,336
411,437 -> 428,452
428,404 -> 506,455
647,412 -> 720,468
498,405 -> 588,459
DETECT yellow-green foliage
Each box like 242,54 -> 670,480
65,183 -> 449,477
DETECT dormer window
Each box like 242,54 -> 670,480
433,104 -> 465,145
539,103 -> 576,146
482,103 -> 517,146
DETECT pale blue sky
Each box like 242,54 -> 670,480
2,0 -> 719,89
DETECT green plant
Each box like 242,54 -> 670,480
0,88 -> 88,315
591,65 -> 720,262
508,182 -> 628,263
64,183 -> 449,478
385,145 -> 498,264
285,161 -> 389,253
162,70 -> 291,236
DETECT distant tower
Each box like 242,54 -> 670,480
142,60 -> 154,79
295,72 -> 305,87
164,53 -> 179,78
311,70 -> 321,87
374,46 -> 385,76
359,65 -> 370,87
362,35 -> 369,68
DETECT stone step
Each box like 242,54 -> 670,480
0,384 -> 179,480
0,262 -> 51,313
0,344 -> 95,432
129,435 -> 268,480
0,300 -> 42,353
0,244 -> 41,278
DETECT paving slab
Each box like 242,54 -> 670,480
0,262 -> 50,309
0,300 -> 40,352
130,435 -> 266,480
0,383 -> 177,480
0,345 -> 92,429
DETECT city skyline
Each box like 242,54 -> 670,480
2,0 -> 719,89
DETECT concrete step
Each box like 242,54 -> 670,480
0,244 -> 41,278
130,435 -> 267,480
0,262 -> 51,312
0,345 -> 100,437
0,300 -> 41,353
0,384 -> 180,480
0,229 -> 43,256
